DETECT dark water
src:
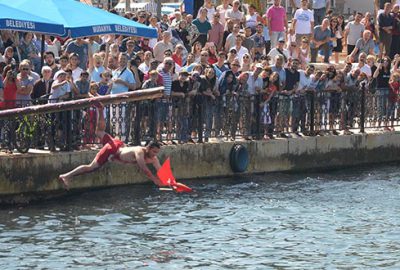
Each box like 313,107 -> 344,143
1,165 -> 400,269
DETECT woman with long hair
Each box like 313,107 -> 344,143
191,41 -> 202,63
330,17 -> 343,64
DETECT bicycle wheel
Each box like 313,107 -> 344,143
15,121 -> 31,153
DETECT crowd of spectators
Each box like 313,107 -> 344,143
1,0 -> 400,146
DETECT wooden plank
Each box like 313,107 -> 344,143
0,87 -> 164,119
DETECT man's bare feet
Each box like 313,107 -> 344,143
59,175 -> 70,190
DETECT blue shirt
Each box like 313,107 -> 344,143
110,68 -> 135,94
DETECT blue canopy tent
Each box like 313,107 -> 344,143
0,0 -> 157,39
0,3 -> 64,35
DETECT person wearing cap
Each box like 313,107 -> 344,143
267,0 -> 288,49
49,70 -> 71,104
268,38 -> 290,66
310,18 -> 331,63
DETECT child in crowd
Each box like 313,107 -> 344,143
260,72 -> 280,139
75,71 -> 90,99
82,83 -> 100,145
299,37 -> 310,69
97,71 -> 113,96
49,70 -> 71,103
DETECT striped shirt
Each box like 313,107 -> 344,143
158,68 -> 172,98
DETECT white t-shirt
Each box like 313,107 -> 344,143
138,62 -> 150,74
297,70 -> 313,90
294,9 -> 314,35
246,73 -> 263,95
72,67 -> 83,82
49,81 -> 71,103
268,48 -> 290,65
352,63 -> 372,78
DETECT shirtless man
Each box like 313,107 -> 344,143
59,105 -> 163,189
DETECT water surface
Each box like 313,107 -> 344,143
1,165 -> 400,269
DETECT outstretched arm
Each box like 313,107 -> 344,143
135,151 -> 163,186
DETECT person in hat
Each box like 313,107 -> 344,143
268,37 -> 290,65
49,70 -> 71,103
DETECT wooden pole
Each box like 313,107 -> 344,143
0,87 -> 163,119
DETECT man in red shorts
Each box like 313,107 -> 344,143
59,105 -> 163,189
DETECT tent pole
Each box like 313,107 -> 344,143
157,0 -> 161,18
40,34 -> 45,72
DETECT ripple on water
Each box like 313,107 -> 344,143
1,165 -> 400,269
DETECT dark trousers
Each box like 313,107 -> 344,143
347,45 -> 355,56
390,35 -> 400,59
311,43 -> 330,63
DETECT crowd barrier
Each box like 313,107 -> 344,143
0,83 -> 398,153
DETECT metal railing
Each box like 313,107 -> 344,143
0,83 -> 399,153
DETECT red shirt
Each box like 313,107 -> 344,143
172,54 -> 182,67
0,80 -> 17,109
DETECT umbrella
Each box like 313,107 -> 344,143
0,3 -> 64,35
0,0 -> 158,39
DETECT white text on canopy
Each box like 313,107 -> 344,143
114,25 -> 137,34
92,25 -> 112,34
6,20 -> 35,30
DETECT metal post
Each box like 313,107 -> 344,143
125,0 -> 130,12
134,102 -> 141,145
360,83 -> 366,133
255,94 -> 261,140
157,0 -> 162,19
40,34 -> 45,72
197,100 -> 203,143
310,91 -> 315,136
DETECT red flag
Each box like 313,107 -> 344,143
157,157 -> 176,186
157,157 -> 193,193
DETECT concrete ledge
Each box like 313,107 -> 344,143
1,132 -> 400,202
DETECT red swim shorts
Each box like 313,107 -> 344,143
95,134 -> 124,166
